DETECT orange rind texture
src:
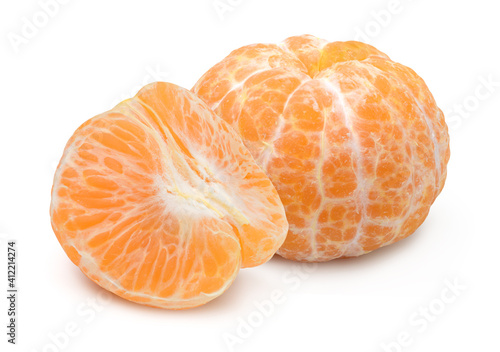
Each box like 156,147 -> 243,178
50,82 -> 288,309
193,35 -> 450,262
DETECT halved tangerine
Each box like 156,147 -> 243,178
50,82 -> 288,309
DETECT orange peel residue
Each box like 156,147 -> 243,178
193,35 -> 450,262
50,82 -> 288,309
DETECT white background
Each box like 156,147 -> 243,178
1,0 -> 499,351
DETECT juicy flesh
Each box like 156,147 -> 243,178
193,35 -> 450,262
50,82 -> 288,309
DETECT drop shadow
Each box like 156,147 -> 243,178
69,219 -> 436,314
71,264 -> 265,316
268,219 -> 433,274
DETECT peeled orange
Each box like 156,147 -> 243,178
50,82 -> 288,309
193,35 -> 450,262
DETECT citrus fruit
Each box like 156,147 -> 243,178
50,82 -> 288,309
193,35 -> 450,262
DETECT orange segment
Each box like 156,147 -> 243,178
50,82 -> 288,309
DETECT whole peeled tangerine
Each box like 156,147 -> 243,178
193,35 -> 450,262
